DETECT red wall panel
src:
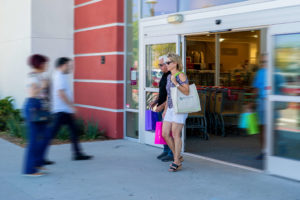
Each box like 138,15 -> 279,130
74,26 -> 124,54
75,0 -> 124,29
74,82 -> 124,109
76,107 -> 123,139
75,0 -> 91,6
74,0 -> 125,139
74,55 -> 123,80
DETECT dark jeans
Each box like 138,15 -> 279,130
163,145 -> 173,157
41,112 -> 82,162
23,98 -> 48,174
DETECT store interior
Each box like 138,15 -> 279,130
185,30 -> 263,169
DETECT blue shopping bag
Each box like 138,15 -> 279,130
238,113 -> 250,129
145,110 -> 159,131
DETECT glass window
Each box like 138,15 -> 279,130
145,43 -> 176,88
126,0 -> 139,110
273,33 -> 300,96
126,0 -> 139,139
126,112 -> 139,139
142,0 -> 177,18
142,0 -> 249,18
179,0 -> 248,12
185,30 -> 260,87
273,102 -> 300,161
219,30 -> 260,87
145,91 -> 159,132
186,34 -> 216,86
146,91 -> 159,109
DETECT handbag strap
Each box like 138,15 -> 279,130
174,72 -> 183,77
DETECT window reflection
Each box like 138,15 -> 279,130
142,0 -> 177,18
273,102 -> 300,161
179,0 -> 248,11
126,112 -> 139,139
126,0 -> 139,110
142,0 -> 249,18
146,43 -> 176,88
145,91 -> 159,133
126,0 -> 139,139
273,33 -> 300,96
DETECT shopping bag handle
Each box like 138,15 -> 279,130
174,72 -> 184,77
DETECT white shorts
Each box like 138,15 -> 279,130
164,107 -> 188,124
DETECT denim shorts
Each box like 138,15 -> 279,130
257,98 -> 266,125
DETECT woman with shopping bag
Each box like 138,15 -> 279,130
151,55 -> 174,162
162,53 -> 190,172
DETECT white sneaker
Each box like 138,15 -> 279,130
23,172 -> 45,177
36,167 -> 48,173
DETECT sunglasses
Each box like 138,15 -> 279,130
165,61 -> 173,65
158,63 -> 165,67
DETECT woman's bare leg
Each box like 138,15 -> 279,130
171,122 -> 184,165
162,121 -> 174,154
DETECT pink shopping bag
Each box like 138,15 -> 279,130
154,121 -> 167,145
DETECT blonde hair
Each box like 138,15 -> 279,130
167,53 -> 183,71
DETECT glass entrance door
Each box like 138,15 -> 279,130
266,22 -> 300,181
141,35 -> 180,145
183,30 -> 264,169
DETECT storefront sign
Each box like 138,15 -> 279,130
167,14 -> 184,24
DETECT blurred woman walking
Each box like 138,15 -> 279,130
23,54 -> 50,177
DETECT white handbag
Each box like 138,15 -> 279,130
171,83 -> 201,114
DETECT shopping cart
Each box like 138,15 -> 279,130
214,88 -> 245,136
200,86 -> 216,136
186,88 -> 209,140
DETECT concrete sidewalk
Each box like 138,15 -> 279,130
0,138 -> 299,200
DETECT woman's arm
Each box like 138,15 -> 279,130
149,96 -> 159,109
173,73 -> 189,95
155,101 -> 166,112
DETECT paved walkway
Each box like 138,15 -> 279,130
0,138 -> 299,200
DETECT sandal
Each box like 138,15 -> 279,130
180,156 -> 184,162
168,162 -> 182,172
169,156 -> 184,167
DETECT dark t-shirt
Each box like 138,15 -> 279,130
157,71 -> 171,106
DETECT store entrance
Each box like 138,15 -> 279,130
184,30 -> 263,169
